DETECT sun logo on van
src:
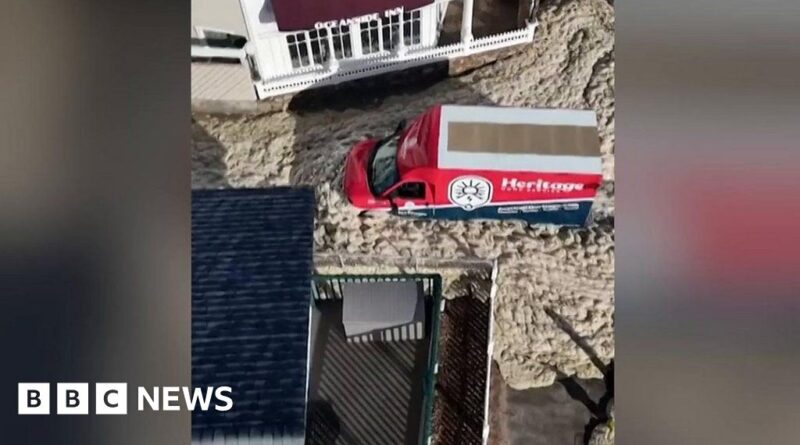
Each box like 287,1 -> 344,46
448,176 -> 493,211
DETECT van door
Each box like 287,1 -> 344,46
384,181 -> 434,217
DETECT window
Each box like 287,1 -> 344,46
369,134 -> 401,196
287,30 -> 334,68
394,182 -> 426,200
360,20 -> 381,55
364,10 -> 422,54
287,33 -> 311,68
382,14 -> 402,51
403,10 -> 421,46
330,25 -> 353,59
308,28 -> 330,64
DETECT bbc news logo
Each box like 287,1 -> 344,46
18,383 -> 233,415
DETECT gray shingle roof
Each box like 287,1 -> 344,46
192,187 -> 315,442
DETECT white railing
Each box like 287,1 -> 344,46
254,23 -> 538,99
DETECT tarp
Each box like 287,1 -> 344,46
271,0 -> 433,31
341,281 -> 423,337
447,122 -> 600,156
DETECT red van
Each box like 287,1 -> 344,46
343,105 -> 603,226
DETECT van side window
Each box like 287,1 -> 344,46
395,182 -> 426,199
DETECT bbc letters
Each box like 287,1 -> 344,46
18,383 -> 233,415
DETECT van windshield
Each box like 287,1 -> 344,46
369,135 -> 401,196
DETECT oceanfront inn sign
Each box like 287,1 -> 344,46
190,0 -> 538,101
314,7 -> 406,30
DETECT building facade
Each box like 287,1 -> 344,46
191,0 -> 538,100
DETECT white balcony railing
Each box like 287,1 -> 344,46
254,23 -> 537,99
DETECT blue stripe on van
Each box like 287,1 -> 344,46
396,200 -> 593,227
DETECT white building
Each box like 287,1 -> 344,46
191,0 -> 537,101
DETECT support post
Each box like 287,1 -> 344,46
461,0 -> 474,43
304,31 -> 314,67
237,0 -> 266,83
396,10 -> 407,56
326,29 -> 339,71
350,23 -> 363,57
243,42 -> 259,80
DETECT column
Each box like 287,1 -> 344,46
350,23 -> 363,57
396,10 -> 407,56
326,29 -> 339,71
461,0 -> 474,43
238,0 -> 267,82
303,31 -> 314,67
243,42 -> 259,80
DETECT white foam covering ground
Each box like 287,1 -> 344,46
192,0 -> 614,389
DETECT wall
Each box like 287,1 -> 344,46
421,3 -> 438,47
191,0 -> 249,37
254,34 -> 294,78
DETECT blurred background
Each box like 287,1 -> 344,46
618,0 -> 800,443
0,1 -> 190,443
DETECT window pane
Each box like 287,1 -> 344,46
310,39 -> 322,64
341,27 -> 353,57
361,22 -> 381,54
298,41 -> 309,65
332,26 -> 353,59
333,35 -> 342,58
288,44 -> 300,68
371,28 -> 380,52
398,182 -> 425,199
382,24 -> 393,51
361,29 -> 370,51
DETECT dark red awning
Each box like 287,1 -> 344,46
271,0 -> 433,32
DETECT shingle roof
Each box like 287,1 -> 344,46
191,187 -> 315,443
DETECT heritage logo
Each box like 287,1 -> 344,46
18,383 -> 233,415
448,176 -> 493,211
500,177 -> 585,193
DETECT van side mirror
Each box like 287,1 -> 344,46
394,119 -> 406,135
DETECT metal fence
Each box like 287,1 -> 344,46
312,274 -> 438,300
310,274 -> 443,445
